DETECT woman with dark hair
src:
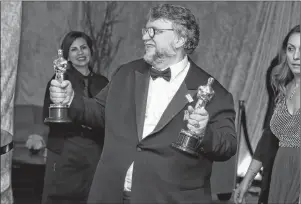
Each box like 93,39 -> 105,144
42,31 -> 108,204
234,25 -> 300,204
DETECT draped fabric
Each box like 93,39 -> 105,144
12,1 -> 301,177
1,1 -> 22,203
231,1 -> 300,174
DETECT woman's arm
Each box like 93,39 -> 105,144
234,159 -> 262,204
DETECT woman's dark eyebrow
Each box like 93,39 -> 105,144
70,44 -> 87,49
287,43 -> 296,48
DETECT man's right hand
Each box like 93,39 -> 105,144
49,79 -> 74,106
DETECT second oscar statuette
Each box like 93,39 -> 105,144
44,49 -> 72,124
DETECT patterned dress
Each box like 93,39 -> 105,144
268,95 -> 300,203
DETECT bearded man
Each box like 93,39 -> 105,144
49,4 -> 237,204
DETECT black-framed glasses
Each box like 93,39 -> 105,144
142,27 -> 174,38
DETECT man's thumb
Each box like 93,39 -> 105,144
187,105 -> 194,113
60,80 -> 70,88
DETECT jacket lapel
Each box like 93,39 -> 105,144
139,58 -> 209,139
135,64 -> 151,141
150,83 -> 197,135
149,59 -> 203,136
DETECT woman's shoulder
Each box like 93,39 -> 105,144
90,72 -> 109,83
89,72 -> 109,91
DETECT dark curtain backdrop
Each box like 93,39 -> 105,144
11,1 -> 301,174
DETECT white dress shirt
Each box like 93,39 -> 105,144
124,56 -> 190,191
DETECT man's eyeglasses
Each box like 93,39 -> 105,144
142,27 -> 174,39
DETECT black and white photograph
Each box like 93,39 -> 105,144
1,1 -> 300,204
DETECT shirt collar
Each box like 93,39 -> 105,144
169,55 -> 189,81
151,55 -> 189,82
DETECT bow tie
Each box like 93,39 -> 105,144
150,67 -> 171,81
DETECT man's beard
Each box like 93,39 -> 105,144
143,46 -> 176,66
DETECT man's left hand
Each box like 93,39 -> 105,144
186,106 -> 209,136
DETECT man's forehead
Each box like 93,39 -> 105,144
146,18 -> 173,28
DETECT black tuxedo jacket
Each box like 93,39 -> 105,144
69,58 -> 237,204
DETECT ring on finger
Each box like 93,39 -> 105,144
193,123 -> 200,128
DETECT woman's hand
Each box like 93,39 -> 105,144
234,178 -> 251,204
25,134 -> 45,154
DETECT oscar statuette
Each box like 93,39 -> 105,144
171,77 -> 215,157
44,49 -> 72,124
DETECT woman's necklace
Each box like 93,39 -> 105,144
289,81 -> 299,100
